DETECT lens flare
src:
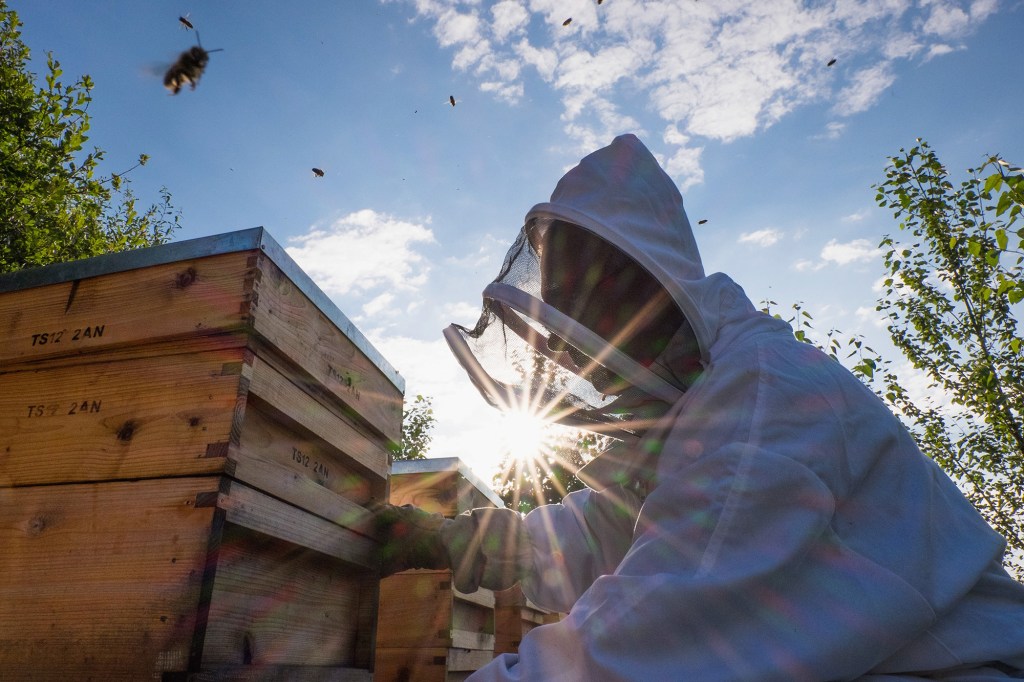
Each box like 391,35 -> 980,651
498,407 -> 552,464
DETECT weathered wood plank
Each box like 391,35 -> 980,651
184,666 -> 371,681
212,479 -> 376,570
248,254 -> 403,443
0,350 -> 245,487
0,251 -> 256,369
447,647 -> 497,672
375,571 -> 453,649
373,647 -> 448,682
0,477 -> 219,680
247,356 -> 390,479
200,523 -> 372,669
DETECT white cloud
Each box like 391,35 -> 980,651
820,238 -> 878,265
390,0 -> 995,188
922,3 -> 971,37
739,228 -> 783,247
491,0 -> 529,42
925,43 -> 957,60
434,8 -> 481,48
442,300 -> 482,325
842,209 -> 872,223
286,209 -> 435,297
855,305 -> 887,328
834,63 -> 896,116
362,291 -> 397,318
368,333 -> 510,480
814,120 -> 846,140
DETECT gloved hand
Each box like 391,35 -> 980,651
367,504 -> 532,593
442,507 -> 532,593
368,504 -> 450,577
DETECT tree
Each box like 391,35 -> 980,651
391,393 -> 436,461
769,140 -> 1024,577
493,430 -> 606,514
1,2 -> 178,274
872,140 -> 1023,567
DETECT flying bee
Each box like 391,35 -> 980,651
563,17 -> 572,26
449,95 -> 456,106
178,14 -> 194,30
827,57 -> 837,67
163,31 -> 223,94
312,167 -> 325,178
698,219 -> 708,225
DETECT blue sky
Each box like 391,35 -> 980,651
13,0 -> 1024,480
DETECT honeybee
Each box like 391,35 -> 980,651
827,58 -> 837,67
697,219 -> 708,225
449,95 -> 456,106
563,17 -> 572,26
178,14 -> 194,30
312,168 -> 325,178
163,33 -> 223,94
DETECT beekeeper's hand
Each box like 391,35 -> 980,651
369,504 -> 530,592
368,504 -> 450,577
442,507 -> 532,593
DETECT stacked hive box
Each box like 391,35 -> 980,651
0,227 -> 404,681
375,457 -> 504,682
493,585 -> 563,657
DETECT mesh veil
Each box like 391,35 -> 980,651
444,220 -> 685,441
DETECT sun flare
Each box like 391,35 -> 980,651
498,409 -> 551,464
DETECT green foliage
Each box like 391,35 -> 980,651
768,139 -> 1024,577
872,141 -> 1024,568
391,394 -> 435,461
493,430 -> 606,514
0,2 -> 178,274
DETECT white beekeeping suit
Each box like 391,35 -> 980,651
441,134 -> 1024,680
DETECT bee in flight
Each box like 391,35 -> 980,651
163,31 -> 223,94
178,14 -> 194,30
449,95 -> 456,106
312,168 -> 325,178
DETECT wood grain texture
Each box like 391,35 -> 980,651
0,251 -> 256,369
0,477 -> 381,680
0,477 -> 219,680
0,349 -> 246,487
248,254 -> 402,443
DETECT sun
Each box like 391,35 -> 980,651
498,408 -> 551,464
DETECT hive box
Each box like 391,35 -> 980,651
376,458 -> 504,682
493,585 -> 563,657
0,228 -> 404,680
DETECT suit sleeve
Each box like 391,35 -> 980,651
470,444 -> 938,681
519,483 -> 642,614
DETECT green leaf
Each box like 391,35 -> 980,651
983,173 -> 1003,195
996,193 -> 1013,217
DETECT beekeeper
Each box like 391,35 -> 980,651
373,134 -> 1024,680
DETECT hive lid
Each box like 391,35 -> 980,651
392,456 -> 505,510
0,226 -> 404,393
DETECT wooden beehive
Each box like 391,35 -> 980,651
493,585 -> 563,657
0,227 -> 404,681
376,457 -> 505,681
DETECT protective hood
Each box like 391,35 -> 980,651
444,134 -> 712,439
526,133 -> 712,357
